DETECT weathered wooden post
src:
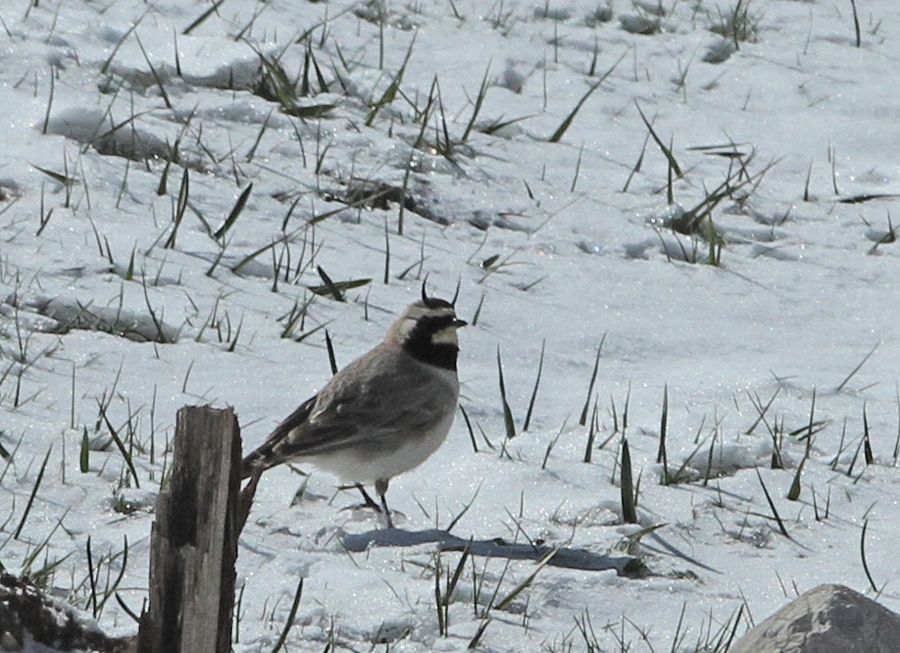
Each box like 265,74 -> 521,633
137,406 -> 242,653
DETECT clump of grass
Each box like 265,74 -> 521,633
433,542 -> 472,636
252,48 -> 334,119
366,34 -> 417,127
81,535 -> 130,619
710,0 -> 760,49
619,13 -> 660,36
665,153 -> 777,248
586,5 -> 614,26
702,217 -> 723,266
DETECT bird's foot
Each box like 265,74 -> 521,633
340,483 -> 399,528
355,483 -> 382,511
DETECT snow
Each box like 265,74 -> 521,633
1,0 -> 899,650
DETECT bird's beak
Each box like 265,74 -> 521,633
453,318 -> 468,329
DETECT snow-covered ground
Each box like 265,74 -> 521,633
2,0 -> 900,650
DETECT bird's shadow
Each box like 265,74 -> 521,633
341,528 -> 646,577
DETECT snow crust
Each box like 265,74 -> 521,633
1,0 -> 899,650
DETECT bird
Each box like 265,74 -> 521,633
241,283 -> 466,528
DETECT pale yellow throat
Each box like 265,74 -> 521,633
431,326 -> 460,346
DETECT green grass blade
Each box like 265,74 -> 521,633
14,445 -> 53,539
549,49 -> 627,143
215,183 -> 253,240
497,347 -> 517,439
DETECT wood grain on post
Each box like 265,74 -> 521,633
137,406 -> 241,653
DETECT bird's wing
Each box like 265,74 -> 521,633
240,394 -> 318,477
270,348 -> 452,460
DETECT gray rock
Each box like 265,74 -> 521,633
0,631 -> 21,652
731,584 -> 900,653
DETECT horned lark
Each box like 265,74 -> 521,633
242,285 -> 466,528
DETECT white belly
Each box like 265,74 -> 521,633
311,405 -> 456,484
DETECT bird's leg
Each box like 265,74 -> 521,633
356,483 -> 382,512
375,478 -> 393,529
379,495 -> 393,529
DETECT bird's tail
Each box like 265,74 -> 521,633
240,448 -> 276,480
241,394 -> 317,480
240,453 -> 259,480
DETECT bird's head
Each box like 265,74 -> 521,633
387,282 -> 467,369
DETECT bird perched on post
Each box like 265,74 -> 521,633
241,284 -> 466,528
